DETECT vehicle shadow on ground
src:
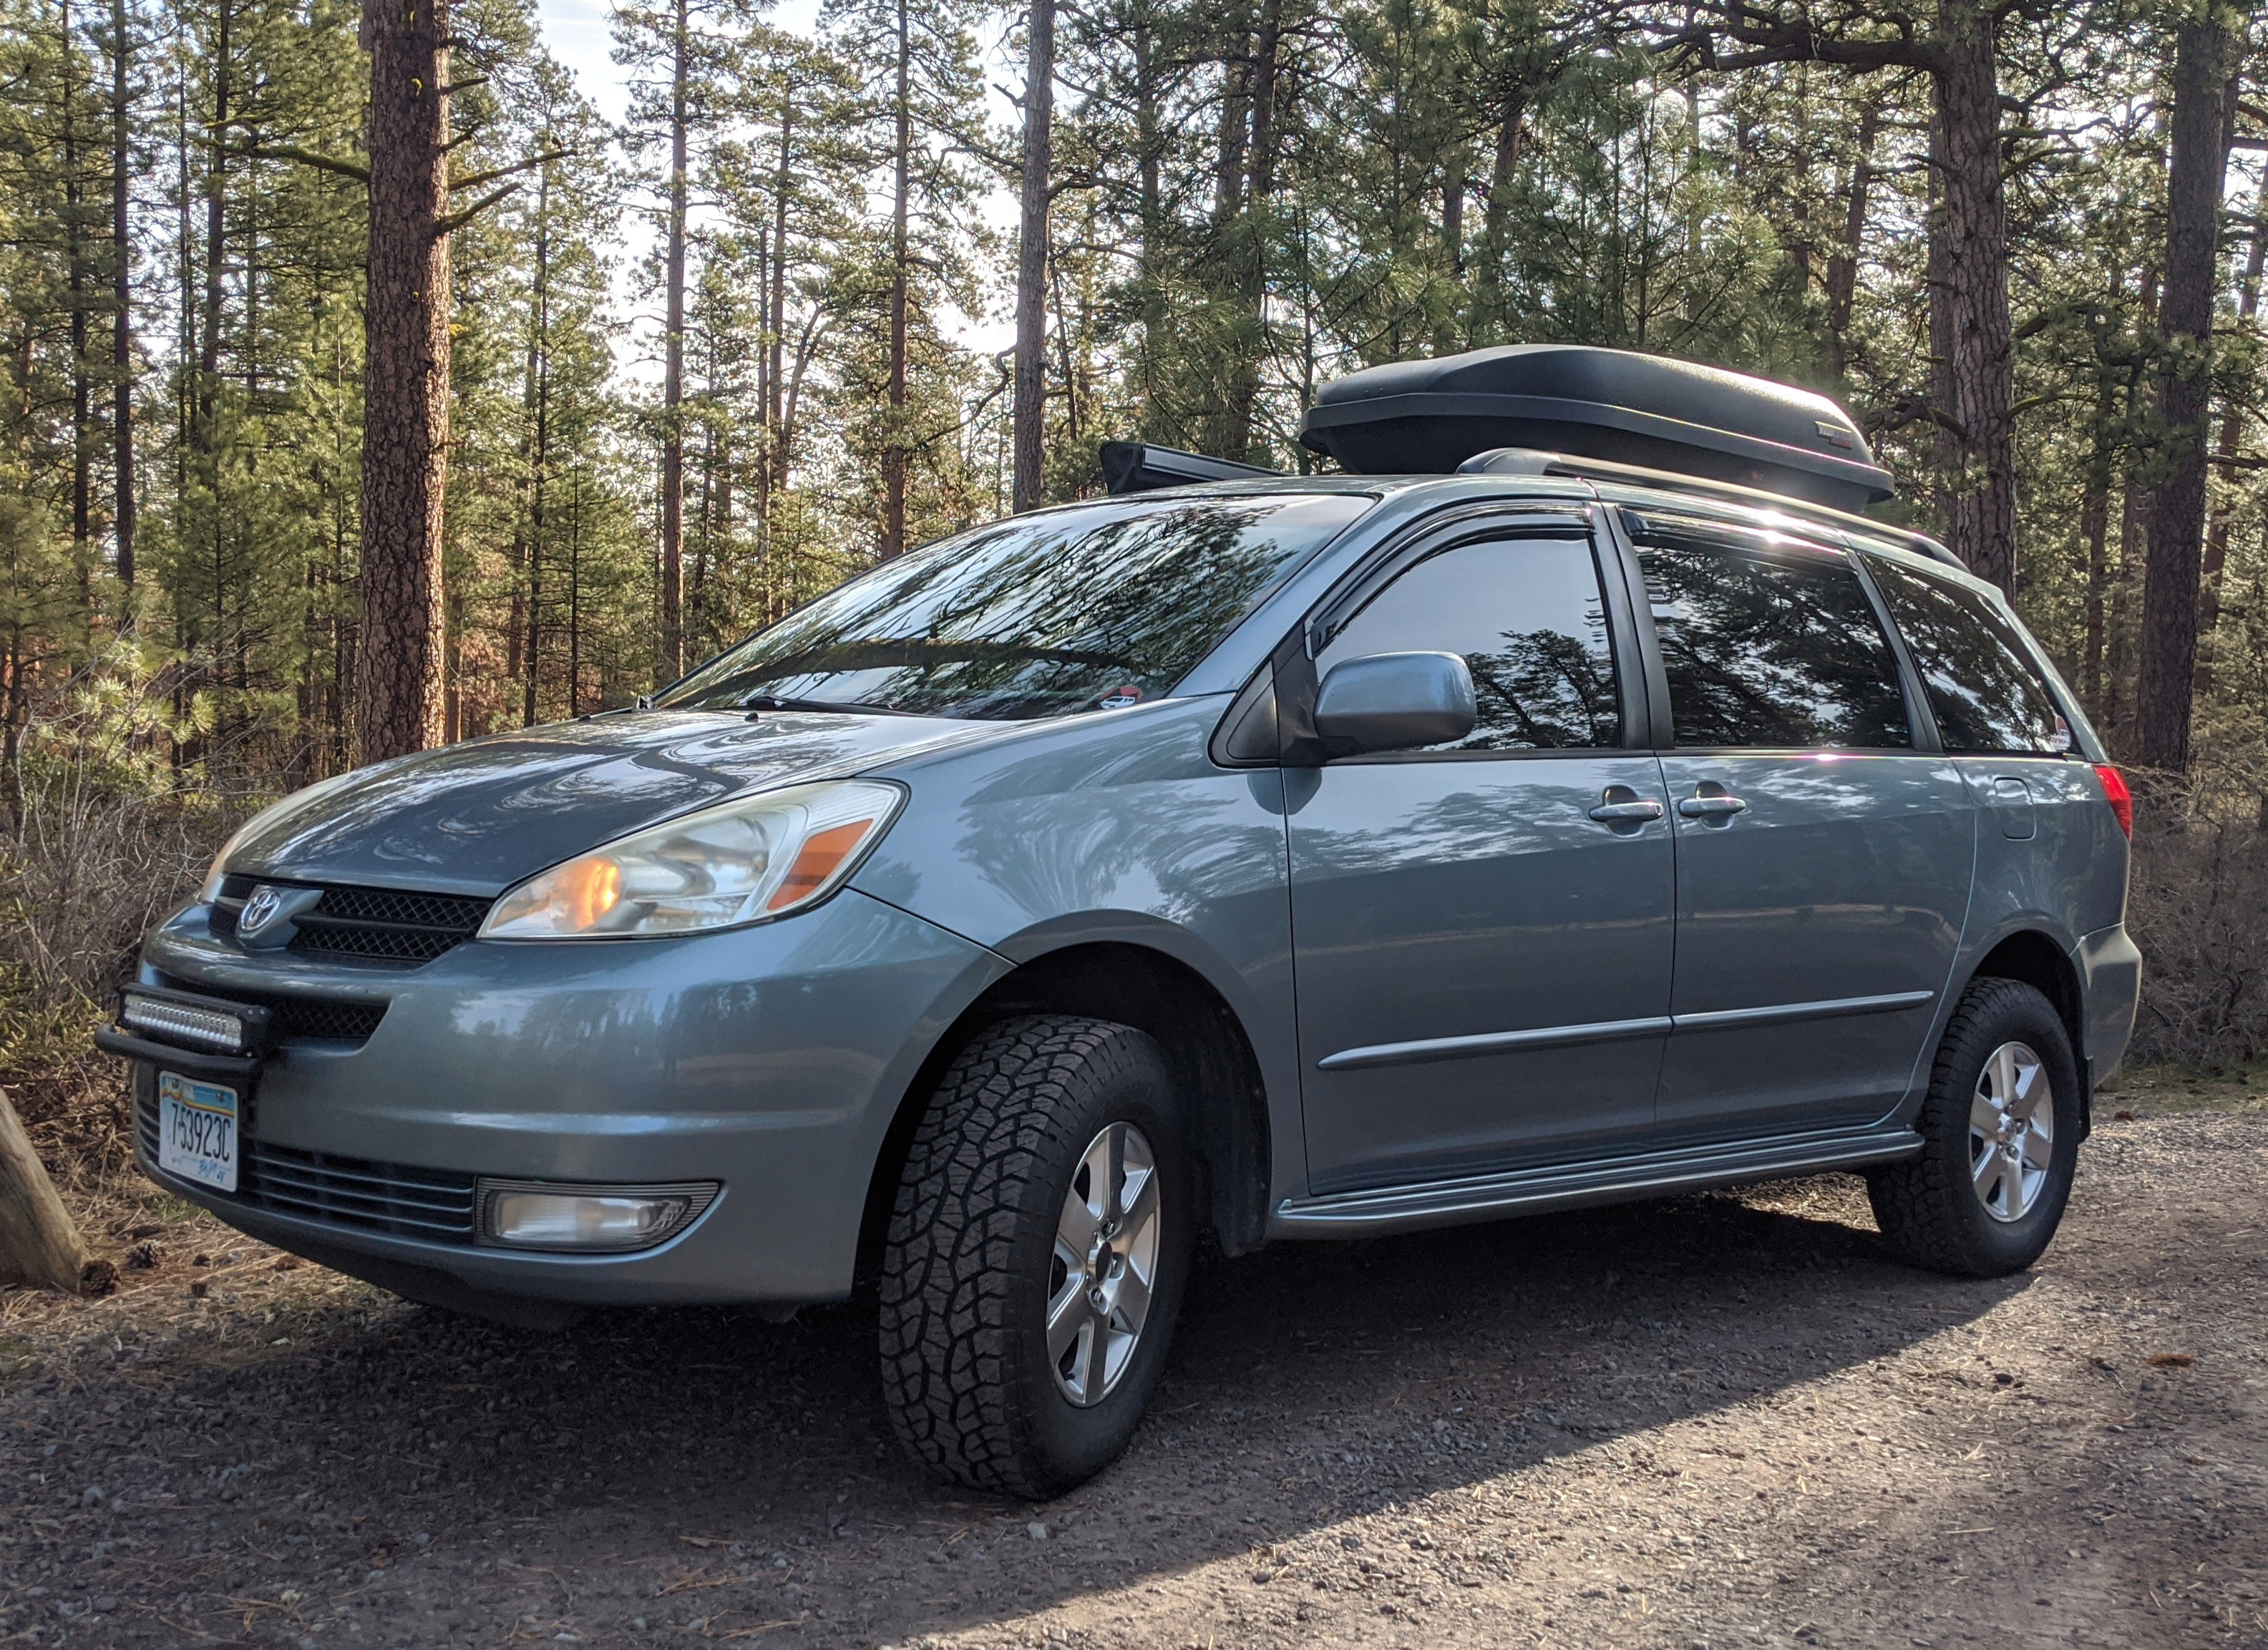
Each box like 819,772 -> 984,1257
135,1178 -> 2022,1641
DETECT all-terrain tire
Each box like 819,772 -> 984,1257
877,1015 -> 1190,1498
1867,977 -> 2082,1278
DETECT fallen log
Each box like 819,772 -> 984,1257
0,1085 -> 89,1294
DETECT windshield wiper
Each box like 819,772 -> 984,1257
739,694 -> 921,717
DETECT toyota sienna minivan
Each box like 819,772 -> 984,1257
101,346 -> 2141,1496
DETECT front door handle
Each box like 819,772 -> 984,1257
1589,796 -> 1666,823
1676,784 -> 1748,819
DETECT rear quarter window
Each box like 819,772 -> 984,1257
1866,557 -> 2063,753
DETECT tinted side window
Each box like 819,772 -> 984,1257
1637,538 -> 1912,750
1867,557 -> 2062,754
1316,534 -> 1620,751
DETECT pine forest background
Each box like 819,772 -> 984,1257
5,0 -> 2268,1079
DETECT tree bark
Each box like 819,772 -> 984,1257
2195,180 -> 2267,698
110,0 -> 133,592
1471,98 -> 1524,344
197,0 -> 227,451
658,0 -> 688,679
523,155 -> 550,729
2136,6 -> 2246,773
0,1087 -> 87,1295
1011,0 -> 1053,514
768,87 -> 789,495
1671,4 -> 2015,592
63,0 -> 94,598
1220,0 -> 1279,459
1928,6 -> 2017,597
880,0 -> 910,559
1822,92 -> 1880,383
354,0 -> 451,762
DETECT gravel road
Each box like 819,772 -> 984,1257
4,1078 -> 2262,1649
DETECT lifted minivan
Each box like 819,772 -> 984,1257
102,346 -> 2139,1497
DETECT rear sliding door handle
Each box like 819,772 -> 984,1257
1677,789 -> 1748,819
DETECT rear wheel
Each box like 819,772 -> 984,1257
878,1015 -> 1190,1497
1868,978 -> 2081,1277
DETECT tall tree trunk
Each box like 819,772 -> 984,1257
880,0 -> 910,559
1219,0 -> 1279,459
767,86 -> 789,494
109,0 -> 132,593
2136,6 -> 2246,773
1471,98 -> 1524,344
1132,0 -> 1168,439
198,0 -> 226,448
1011,0 -> 1054,513
1823,92 -> 1880,383
354,0 -> 451,763
1928,6 -> 2018,598
2080,366 -> 2117,710
63,0 -> 93,605
0,1088 -> 87,1295
658,0 -> 688,678
522,156 -> 550,728
2195,180 -> 2267,698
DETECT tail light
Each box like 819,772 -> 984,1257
2093,763 -> 2132,837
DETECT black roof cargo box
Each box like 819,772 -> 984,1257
1298,344 -> 1894,513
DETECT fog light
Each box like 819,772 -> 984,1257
476,1180 -> 719,1251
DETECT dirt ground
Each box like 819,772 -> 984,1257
3,1065 -> 2263,1650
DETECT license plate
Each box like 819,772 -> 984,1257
157,1071 -> 240,1193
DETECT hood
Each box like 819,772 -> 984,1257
227,710 -> 994,896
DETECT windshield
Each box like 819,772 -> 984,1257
658,492 -> 1372,720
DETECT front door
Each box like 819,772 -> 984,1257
1627,519 -> 1976,1142
1288,519 -> 1676,1195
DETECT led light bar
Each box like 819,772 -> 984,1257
475,1179 -> 720,1252
119,992 -> 253,1055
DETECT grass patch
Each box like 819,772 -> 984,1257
2097,1063 -> 2267,1118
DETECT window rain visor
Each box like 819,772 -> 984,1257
656,493 -> 1373,720
479,780 -> 905,939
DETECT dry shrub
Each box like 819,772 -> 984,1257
2124,756 -> 2268,1068
1,651 -> 278,1118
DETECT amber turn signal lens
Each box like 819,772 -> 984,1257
2093,763 -> 2132,838
767,820 -> 878,911
559,856 -> 623,929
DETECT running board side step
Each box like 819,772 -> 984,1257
1272,1126 -> 1922,1238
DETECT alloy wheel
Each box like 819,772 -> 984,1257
1967,1040 -> 2053,1224
1047,1121 -> 1161,1406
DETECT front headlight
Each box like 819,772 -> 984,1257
477,779 -> 905,940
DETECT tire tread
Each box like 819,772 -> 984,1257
1869,977 -> 2068,1276
877,1014 -> 1156,1497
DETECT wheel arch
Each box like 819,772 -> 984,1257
853,938 -> 1276,1286
1960,926 -> 2088,1123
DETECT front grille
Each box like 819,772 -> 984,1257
136,1092 -> 479,1244
155,973 -> 387,1046
215,874 -> 491,967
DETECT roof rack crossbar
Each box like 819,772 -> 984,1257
1099,441 -> 1285,496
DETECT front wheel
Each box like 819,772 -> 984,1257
1867,977 -> 2082,1277
878,1015 -> 1190,1498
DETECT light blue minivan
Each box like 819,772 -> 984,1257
101,349 -> 2141,1496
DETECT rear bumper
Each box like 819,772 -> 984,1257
126,887 -> 1008,1308
2074,922 -> 2142,1085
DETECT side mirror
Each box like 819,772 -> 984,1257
1311,651 -> 1476,756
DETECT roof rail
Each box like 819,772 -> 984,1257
1457,446 -> 1965,573
1100,441 -> 1285,496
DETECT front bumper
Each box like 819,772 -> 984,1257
128,887 -> 1007,1308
